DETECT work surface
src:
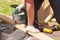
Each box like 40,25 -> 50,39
15,24 -> 60,40
46,31 -> 60,40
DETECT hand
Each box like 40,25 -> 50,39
16,3 -> 25,12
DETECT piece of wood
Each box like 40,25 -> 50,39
44,6 -> 54,22
48,22 -> 59,26
15,24 -> 54,40
0,14 -> 14,25
36,0 -> 51,22
6,29 -> 27,40
37,1 -> 45,22
1,32 -> 10,40
44,13 -> 54,22
44,0 -> 50,9
23,37 -> 40,40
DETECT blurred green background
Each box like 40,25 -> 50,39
0,0 -> 22,16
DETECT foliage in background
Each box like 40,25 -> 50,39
0,0 -> 22,16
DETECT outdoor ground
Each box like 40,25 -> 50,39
0,0 -> 22,16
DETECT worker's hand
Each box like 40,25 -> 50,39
16,3 -> 25,12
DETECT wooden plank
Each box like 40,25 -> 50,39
46,31 -> 60,40
37,1 -> 45,22
44,0 -> 50,9
48,22 -> 59,26
23,37 -> 40,40
0,14 -> 14,25
15,24 -> 55,40
6,29 -> 27,40
1,32 -> 10,40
